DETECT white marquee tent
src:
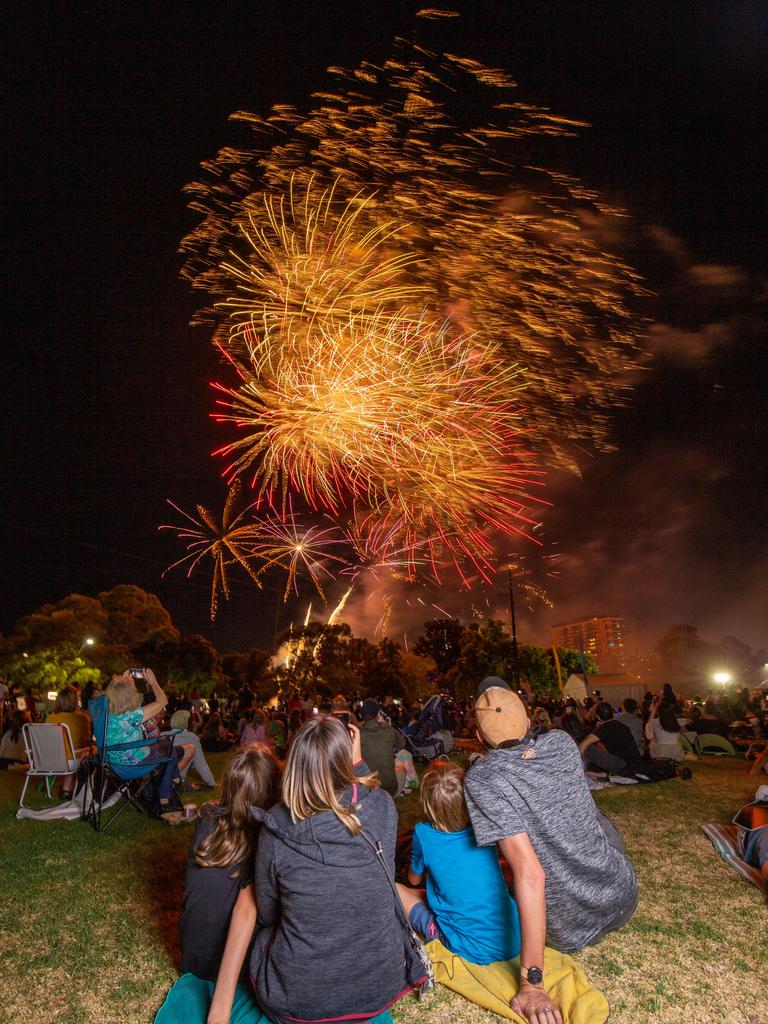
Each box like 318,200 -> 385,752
563,673 -> 645,707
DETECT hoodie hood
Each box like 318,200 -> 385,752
252,781 -> 381,868
248,771 -> 410,1021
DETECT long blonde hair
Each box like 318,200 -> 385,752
283,715 -> 379,835
106,675 -> 141,716
196,745 -> 281,873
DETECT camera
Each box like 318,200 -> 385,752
129,669 -> 149,693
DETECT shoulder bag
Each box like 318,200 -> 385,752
359,828 -> 435,999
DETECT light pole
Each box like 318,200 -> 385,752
79,637 -> 95,654
507,568 -> 520,689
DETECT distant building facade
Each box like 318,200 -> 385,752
552,615 -> 627,672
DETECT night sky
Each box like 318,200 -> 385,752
3,1 -> 766,654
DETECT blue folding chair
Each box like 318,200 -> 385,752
86,694 -> 180,832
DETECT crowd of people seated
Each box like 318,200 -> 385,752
1,671 -> 766,792
172,678 -> 766,1023
481,686 -> 768,784
1,667 -> 767,1022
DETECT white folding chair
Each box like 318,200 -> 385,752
19,723 -> 89,809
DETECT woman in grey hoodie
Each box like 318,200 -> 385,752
248,715 -> 423,1023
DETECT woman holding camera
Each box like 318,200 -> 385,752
105,669 -> 194,818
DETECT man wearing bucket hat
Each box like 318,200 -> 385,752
465,677 -> 638,1024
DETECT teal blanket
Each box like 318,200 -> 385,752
154,974 -> 394,1024
154,975 -> 266,1024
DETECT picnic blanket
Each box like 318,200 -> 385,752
16,785 -> 120,821
700,822 -> 763,888
426,940 -> 609,1023
154,976 -> 266,1024
153,974 -> 394,1024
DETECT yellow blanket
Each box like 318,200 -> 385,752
426,940 -> 609,1024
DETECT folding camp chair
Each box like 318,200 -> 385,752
679,733 -> 696,755
19,723 -> 90,809
695,733 -> 737,757
85,694 -> 180,832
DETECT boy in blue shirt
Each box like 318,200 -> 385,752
396,758 -> 521,964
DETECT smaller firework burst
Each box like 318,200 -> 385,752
159,483 -> 266,619
252,515 -> 350,602
341,510 -> 431,582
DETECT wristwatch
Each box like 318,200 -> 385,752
521,966 -> 544,986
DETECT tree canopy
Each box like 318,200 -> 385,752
4,588 -> 606,702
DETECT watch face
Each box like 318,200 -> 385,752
527,966 -> 544,986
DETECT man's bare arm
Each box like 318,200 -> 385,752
499,833 -> 562,1024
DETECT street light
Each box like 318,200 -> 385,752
712,671 -> 731,685
79,637 -> 96,653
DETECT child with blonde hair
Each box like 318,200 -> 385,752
396,758 -> 521,965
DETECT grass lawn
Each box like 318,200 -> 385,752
1,755 -> 766,1024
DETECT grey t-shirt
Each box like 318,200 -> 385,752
464,729 -> 637,953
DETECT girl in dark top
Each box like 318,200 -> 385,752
695,700 -> 730,737
180,744 -> 280,1024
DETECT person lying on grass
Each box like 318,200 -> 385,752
180,745 -> 281,1024
465,677 -> 638,1024
105,669 -> 194,821
735,786 -> 768,892
396,758 -> 521,966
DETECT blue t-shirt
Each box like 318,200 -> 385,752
105,708 -> 148,765
410,821 -> 521,964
